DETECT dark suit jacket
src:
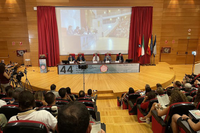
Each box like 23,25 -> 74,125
116,56 -> 124,62
77,56 -> 85,61
68,56 -> 75,61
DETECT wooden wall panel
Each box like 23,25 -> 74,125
0,0 -> 29,64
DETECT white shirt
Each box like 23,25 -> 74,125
0,99 -> 7,107
9,110 -> 57,131
92,56 -> 100,61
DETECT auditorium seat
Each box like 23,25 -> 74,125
78,100 -> 95,108
177,120 -> 196,133
38,106 -> 58,117
3,120 -> 48,133
192,95 -> 196,102
128,96 -> 145,115
151,102 -> 195,133
69,53 -> 75,59
93,53 -> 100,56
1,97 -> 13,104
127,93 -> 141,115
78,97 -> 93,102
137,98 -> 158,123
190,90 -> 197,97
35,100 -> 43,107
0,105 -> 20,120
55,100 -> 69,106
87,106 -> 99,120
196,102 -> 200,109
0,93 -> 6,99
104,53 -> 111,56
78,53 -> 84,57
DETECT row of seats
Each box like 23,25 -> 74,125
117,89 -> 199,133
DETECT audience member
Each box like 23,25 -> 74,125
57,101 -> 105,133
194,88 -> 200,107
9,91 -> 57,131
79,90 -> 85,98
140,91 -> 156,112
171,114 -> 200,133
145,84 -> 151,95
156,87 -> 164,95
140,90 -> 188,123
156,83 -> 162,88
45,92 -> 56,106
50,84 -> 60,98
66,87 -> 76,101
173,81 -> 182,88
58,88 -> 72,101
34,91 -> 47,106
10,88 -> 23,105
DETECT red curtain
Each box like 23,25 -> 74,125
37,6 -> 60,67
128,7 -> 153,64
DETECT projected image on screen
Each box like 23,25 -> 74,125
56,7 -> 131,55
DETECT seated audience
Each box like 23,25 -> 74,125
156,83 -> 162,89
193,79 -> 200,88
57,101 -> 105,133
140,91 -> 156,112
171,114 -> 200,133
68,54 -> 75,62
66,87 -> 76,101
34,91 -> 47,106
194,88 -> 200,107
79,90 -> 85,98
116,53 -> 124,63
144,84 -> 152,95
92,53 -> 100,62
77,54 -> 85,63
49,84 -> 60,98
45,92 -> 56,106
184,83 -> 193,93
58,88 -> 72,101
10,88 -> 23,105
156,87 -> 164,95
140,90 -> 188,122
173,81 -> 182,89
9,91 -> 57,131
104,53 -> 111,62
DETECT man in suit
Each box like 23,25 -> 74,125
77,54 -> 85,63
104,53 -> 111,62
68,54 -> 75,62
116,53 -> 124,63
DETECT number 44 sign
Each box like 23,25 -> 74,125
59,65 -> 73,74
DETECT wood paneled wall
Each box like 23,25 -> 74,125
0,0 -> 199,66
0,0 -> 30,64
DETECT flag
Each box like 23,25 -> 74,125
150,35 -> 153,55
146,36 -> 151,55
138,35 -> 141,57
153,35 -> 157,57
141,35 -> 145,56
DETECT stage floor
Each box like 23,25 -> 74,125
20,62 -> 175,94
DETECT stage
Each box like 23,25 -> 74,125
20,62 -> 175,98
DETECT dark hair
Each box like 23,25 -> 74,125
7,88 -> 14,97
156,83 -> 162,88
19,91 -> 35,110
156,87 -> 164,95
50,84 -> 56,91
175,81 -> 182,87
169,90 -> 188,105
34,91 -> 44,101
166,88 -> 172,96
5,86 -> 12,94
66,87 -> 71,94
145,87 -> 152,94
147,91 -> 156,100
57,102 -> 90,133
119,53 -> 121,56
79,90 -> 85,97
87,89 -> 92,96
59,88 -> 66,98
45,92 -> 55,105
0,64 -> 5,74
128,87 -> 135,94
13,89 -> 23,102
